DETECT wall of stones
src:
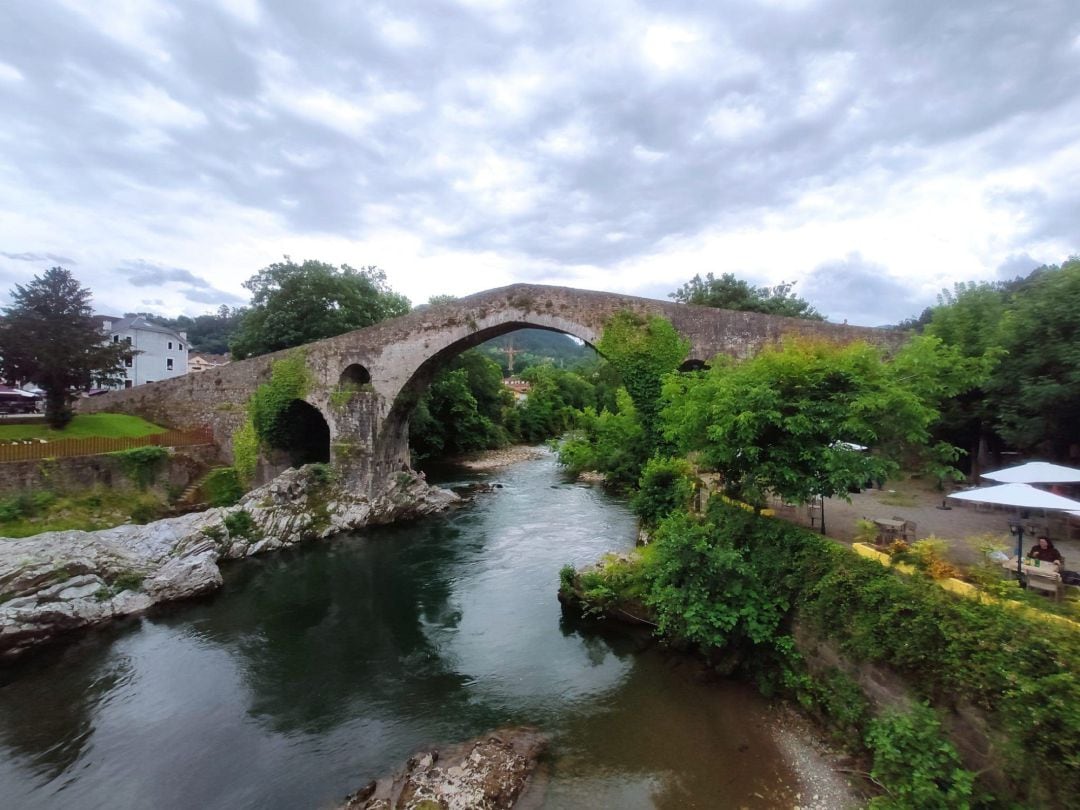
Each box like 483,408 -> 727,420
0,445 -> 222,499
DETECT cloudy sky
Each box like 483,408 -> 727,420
1,0 -> 1078,326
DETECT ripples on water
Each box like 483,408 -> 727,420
0,451 -> 801,809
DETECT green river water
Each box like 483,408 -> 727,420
0,451 -> 822,809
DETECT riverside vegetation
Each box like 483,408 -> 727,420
555,310 -> 1078,809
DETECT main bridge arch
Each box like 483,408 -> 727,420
77,283 -> 903,494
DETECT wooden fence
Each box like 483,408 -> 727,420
0,426 -> 215,463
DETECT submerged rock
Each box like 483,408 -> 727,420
341,728 -> 548,810
0,466 -> 459,660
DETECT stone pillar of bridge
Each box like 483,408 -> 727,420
319,388 -> 408,497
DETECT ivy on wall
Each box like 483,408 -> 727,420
110,446 -> 169,490
232,350 -> 313,484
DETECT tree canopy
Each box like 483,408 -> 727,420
596,311 -> 689,449
0,267 -> 129,427
670,272 -> 824,320
230,258 -> 410,359
660,337 -> 978,507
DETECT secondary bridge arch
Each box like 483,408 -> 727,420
78,283 -> 904,494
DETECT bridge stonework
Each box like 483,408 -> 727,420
78,284 -> 903,494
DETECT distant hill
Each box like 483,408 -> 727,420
479,328 -> 593,375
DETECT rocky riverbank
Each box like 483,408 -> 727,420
341,728 -> 548,810
454,444 -> 550,471
0,465 -> 458,661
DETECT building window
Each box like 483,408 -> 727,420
125,357 -> 133,368
125,336 -> 132,345
167,358 -> 174,371
112,335 -> 119,343
168,341 -> 173,350
124,380 -> 133,389
179,344 -> 184,351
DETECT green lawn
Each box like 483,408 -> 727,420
0,413 -> 167,442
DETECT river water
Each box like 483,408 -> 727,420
0,452 -> 815,809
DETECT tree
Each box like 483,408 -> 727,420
670,272 -> 825,320
923,281 -> 1007,475
991,257 -> 1080,459
409,350 -> 512,461
596,311 -> 689,450
0,267 -> 129,427
660,337 -> 978,509
230,258 -> 410,358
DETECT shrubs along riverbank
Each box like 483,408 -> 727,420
560,501 -> 1078,809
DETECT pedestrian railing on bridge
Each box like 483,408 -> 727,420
0,426 -> 215,463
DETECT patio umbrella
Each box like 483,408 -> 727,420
981,461 -> 1080,484
948,483 -> 1080,579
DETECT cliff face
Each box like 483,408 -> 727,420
0,466 -> 459,660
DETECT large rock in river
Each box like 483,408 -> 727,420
0,466 -> 459,660
342,728 -> 548,810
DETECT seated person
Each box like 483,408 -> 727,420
1027,536 -> 1063,566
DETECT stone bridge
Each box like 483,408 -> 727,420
78,284 -> 902,494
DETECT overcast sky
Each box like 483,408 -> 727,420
1,1 -> 1078,326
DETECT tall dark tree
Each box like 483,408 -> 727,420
991,257 -> 1080,459
0,267 -> 129,427
230,258 -> 410,359
670,272 -> 825,320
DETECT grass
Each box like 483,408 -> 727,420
0,413 -> 166,443
876,490 -> 919,507
0,488 -> 169,538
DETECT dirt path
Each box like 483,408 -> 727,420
776,476 -> 1080,568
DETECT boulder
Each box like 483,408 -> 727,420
0,466 -> 459,660
341,728 -> 548,810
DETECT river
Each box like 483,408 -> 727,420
0,451 -> 841,809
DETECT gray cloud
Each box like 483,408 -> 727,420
119,260 -> 246,306
802,253 -> 934,327
1,251 -> 77,265
0,0 -> 1078,310
996,253 -> 1041,281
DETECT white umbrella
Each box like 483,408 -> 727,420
981,461 -> 1080,484
948,482 -> 1080,510
949,483 -> 1080,579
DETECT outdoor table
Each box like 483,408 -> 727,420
873,518 -> 905,544
1002,557 -> 1064,601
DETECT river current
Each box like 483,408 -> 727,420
0,451 -> 813,809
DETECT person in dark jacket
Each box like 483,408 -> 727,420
1028,536 -> 1063,565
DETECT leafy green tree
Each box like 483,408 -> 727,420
514,363 -> 595,442
0,267 -> 130,427
661,337 -> 978,509
670,272 -> 825,320
991,257 -> 1080,458
922,282 -> 1007,476
230,258 -> 410,358
177,306 -> 247,355
409,350 -> 512,461
596,311 -> 689,450
632,456 -> 696,527
557,389 -> 648,489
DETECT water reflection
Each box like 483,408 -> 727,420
0,453 -> 799,809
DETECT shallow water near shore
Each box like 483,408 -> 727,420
0,451 -> 840,808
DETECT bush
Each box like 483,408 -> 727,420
111,445 -> 169,489
632,456 -> 696,527
223,509 -> 256,539
866,704 -> 975,809
202,466 -> 244,507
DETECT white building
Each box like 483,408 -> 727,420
98,315 -> 189,388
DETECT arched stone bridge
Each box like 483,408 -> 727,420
78,284 -> 903,494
